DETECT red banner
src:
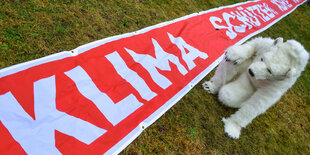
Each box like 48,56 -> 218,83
0,0 -> 305,154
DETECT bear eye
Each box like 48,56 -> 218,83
261,58 -> 264,62
267,68 -> 272,74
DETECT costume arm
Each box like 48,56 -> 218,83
225,37 -> 278,65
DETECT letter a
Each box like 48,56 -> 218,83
0,76 -> 106,154
168,33 -> 208,70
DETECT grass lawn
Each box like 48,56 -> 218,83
0,0 -> 309,154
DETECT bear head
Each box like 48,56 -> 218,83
248,37 -> 307,81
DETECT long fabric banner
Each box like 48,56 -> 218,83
0,0 -> 306,154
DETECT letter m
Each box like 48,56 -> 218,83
125,38 -> 188,89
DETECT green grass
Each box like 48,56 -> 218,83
1,0 -> 309,154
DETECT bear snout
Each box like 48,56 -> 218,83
248,69 -> 255,77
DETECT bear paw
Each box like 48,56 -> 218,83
225,46 -> 247,65
202,81 -> 219,94
222,118 -> 241,139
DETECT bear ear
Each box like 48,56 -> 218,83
286,68 -> 297,78
274,37 -> 284,46
286,40 -> 303,59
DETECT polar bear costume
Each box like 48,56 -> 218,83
202,37 -> 309,139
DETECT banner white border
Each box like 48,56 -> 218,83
0,0 -> 306,154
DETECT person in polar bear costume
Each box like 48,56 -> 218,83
202,37 -> 309,139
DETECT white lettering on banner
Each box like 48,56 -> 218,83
0,76 -> 106,155
210,13 -> 247,39
293,0 -> 301,3
125,38 -> 188,89
258,3 -> 277,18
230,7 -> 253,30
210,3 -> 278,39
168,33 -> 208,70
271,0 -> 292,11
105,51 -> 157,101
247,5 -> 270,22
65,66 -> 144,126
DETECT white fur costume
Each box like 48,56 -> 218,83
202,37 -> 309,139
